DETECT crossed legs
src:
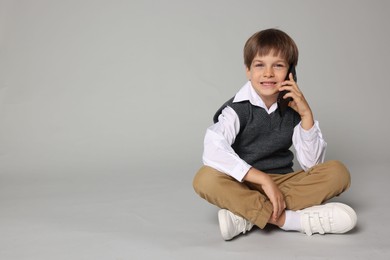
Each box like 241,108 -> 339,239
193,160 -> 352,230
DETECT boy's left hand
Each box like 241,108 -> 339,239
279,73 -> 314,130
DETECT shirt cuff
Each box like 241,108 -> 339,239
298,120 -> 320,141
231,161 -> 252,182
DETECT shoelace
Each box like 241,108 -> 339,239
243,219 -> 252,234
302,211 -> 332,236
233,217 -> 252,234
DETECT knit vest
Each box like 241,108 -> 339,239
213,98 -> 301,174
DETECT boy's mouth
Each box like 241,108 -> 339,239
260,81 -> 277,87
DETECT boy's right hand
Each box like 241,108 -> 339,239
261,175 -> 286,222
244,168 -> 286,222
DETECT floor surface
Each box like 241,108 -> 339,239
0,162 -> 389,260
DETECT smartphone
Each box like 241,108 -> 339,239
277,65 -> 297,116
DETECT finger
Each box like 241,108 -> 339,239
283,75 -> 300,92
280,199 -> 286,215
279,83 -> 300,94
283,73 -> 296,84
272,202 -> 279,220
278,84 -> 293,93
277,197 -> 286,218
276,199 -> 285,219
288,73 -> 299,86
277,200 -> 285,219
281,87 -> 303,102
288,72 -> 294,81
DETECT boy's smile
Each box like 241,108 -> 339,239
261,80 -> 278,88
246,53 -> 289,108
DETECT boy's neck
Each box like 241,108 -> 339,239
260,95 -> 277,109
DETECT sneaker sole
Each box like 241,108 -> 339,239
218,209 -> 232,240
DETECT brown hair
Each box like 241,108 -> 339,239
243,28 -> 299,69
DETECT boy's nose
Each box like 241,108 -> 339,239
263,67 -> 274,77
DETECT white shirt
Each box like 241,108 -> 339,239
202,81 -> 327,182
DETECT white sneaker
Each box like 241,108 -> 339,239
298,202 -> 357,236
218,209 -> 254,240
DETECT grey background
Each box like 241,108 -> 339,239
0,0 -> 389,259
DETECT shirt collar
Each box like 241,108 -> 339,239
233,81 -> 278,114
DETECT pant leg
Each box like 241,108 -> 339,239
193,160 -> 351,229
272,160 -> 351,210
193,166 -> 273,229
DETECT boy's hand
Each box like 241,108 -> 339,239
279,73 -> 314,130
244,168 -> 286,222
261,174 -> 286,222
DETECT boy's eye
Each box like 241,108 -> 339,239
254,63 -> 264,67
275,64 -> 286,68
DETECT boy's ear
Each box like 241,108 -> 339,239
245,66 -> 251,80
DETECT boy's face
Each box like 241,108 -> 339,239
246,52 -> 289,103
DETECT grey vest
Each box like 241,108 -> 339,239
213,98 -> 301,174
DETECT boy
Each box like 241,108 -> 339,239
193,28 -> 357,240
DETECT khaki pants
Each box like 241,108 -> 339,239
193,160 -> 351,229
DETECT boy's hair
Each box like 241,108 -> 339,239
243,28 -> 299,69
